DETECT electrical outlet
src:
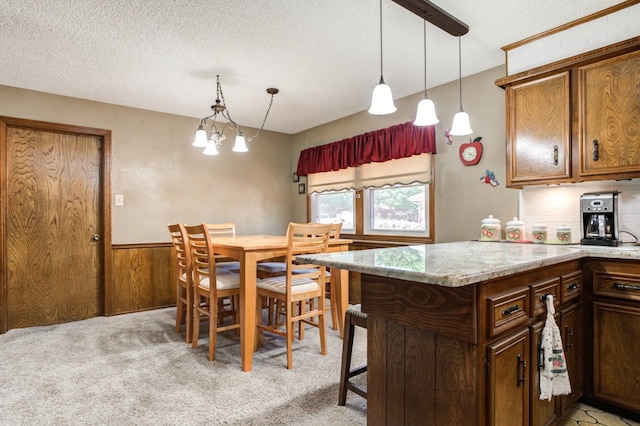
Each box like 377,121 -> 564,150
115,194 -> 124,206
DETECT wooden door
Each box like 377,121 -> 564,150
0,117 -> 111,331
579,50 -> 640,178
506,72 -> 571,187
487,328 -> 530,426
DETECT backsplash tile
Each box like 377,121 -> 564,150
519,180 -> 640,244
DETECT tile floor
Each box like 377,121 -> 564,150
559,403 -> 639,426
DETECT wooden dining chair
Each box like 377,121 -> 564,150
167,223 -> 193,343
273,222 -> 343,332
255,222 -> 332,369
185,224 -> 241,361
204,222 -> 240,272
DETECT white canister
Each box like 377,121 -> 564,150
480,215 -> 502,241
505,217 -> 526,242
556,225 -> 572,244
532,222 -> 548,243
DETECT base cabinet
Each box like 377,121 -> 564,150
487,329 -> 530,426
530,320 -> 558,426
593,301 -> 640,412
559,302 -> 583,413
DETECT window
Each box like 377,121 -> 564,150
310,190 -> 355,232
306,154 -> 434,242
365,184 -> 428,236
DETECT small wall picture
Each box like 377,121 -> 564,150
298,183 -> 306,194
293,172 -> 299,182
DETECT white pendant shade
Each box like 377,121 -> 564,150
232,133 -> 248,152
203,140 -> 220,155
413,98 -> 439,126
450,110 -> 473,136
368,81 -> 397,115
193,125 -> 208,147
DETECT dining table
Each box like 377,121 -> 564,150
208,234 -> 352,372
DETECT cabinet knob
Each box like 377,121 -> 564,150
553,145 -> 559,166
593,139 -> 599,161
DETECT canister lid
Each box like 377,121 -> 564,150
532,222 -> 547,229
506,217 -> 524,227
556,224 -> 571,231
481,214 -> 501,224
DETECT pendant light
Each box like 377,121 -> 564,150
414,20 -> 439,126
449,36 -> 472,136
368,0 -> 396,115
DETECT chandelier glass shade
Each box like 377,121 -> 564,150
193,75 -> 278,155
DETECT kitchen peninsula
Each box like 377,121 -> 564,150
299,242 -> 640,425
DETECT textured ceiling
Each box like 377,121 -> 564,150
0,0 -> 624,134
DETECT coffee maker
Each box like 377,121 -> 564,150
580,191 -> 619,247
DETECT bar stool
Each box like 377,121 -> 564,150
338,304 -> 368,405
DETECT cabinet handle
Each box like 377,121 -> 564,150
593,139 -> 599,161
567,283 -> 579,290
502,305 -> 521,317
553,145 -> 559,166
613,282 -> 640,291
565,326 -> 574,350
517,354 -> 526,387
538,292 -> 553,302
537,341 -> 545,371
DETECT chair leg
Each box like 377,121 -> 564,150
175,294 -> 185,334
286,312 -> 294,370
298,301 -> 305,340
338,312 -> 355,406
192,301 -> 201,349
318,298 -> 327,356
208,297 -> 216,362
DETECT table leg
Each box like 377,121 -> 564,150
332,267 -> 349,339
240,253 -> 258,372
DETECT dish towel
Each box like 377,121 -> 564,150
539,294 -> 572,400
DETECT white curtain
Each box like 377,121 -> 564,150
307,153 -> 432,194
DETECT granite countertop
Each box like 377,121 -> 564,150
296,241 -> 640,287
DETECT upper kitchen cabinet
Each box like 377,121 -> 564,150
497,39 -> 640,188
579,50 -> 640,179
506,72 -> 572,187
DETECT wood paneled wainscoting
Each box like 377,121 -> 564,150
111,243 -> 175,315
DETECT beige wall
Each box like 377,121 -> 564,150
290,66 -> 519,243
1,65 -> 520,245
0,85 -> 293,243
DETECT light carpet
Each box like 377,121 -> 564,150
0,308 -> 367,425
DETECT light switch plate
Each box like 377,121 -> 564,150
115,194 -> 124,206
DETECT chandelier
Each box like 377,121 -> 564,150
192,75 -> 279,155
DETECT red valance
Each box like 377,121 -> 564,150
295,121 -> 436,176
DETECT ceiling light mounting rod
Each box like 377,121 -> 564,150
192,75 -> 278,155
390,0 -> 468,36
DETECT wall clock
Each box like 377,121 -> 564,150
459,136 -> 483,166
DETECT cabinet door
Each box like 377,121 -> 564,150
507,72 -> 571,187
487,328 -> 530,426
580,50 -> 640,178
593,301 -> 640,412
530,321 -> 558,426
559,302 -> 583,413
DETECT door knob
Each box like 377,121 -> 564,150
91,234 -> 101,241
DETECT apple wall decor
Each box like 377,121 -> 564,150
459,136 -> 483,166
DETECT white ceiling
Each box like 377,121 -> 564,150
0,0 -> 623,135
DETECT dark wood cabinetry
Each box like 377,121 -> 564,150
498,39 -> 640,188
487,329 -> 530,426
579,50 -> 640,178
506,73 -> 571,186
585,259 -> 640,414
362,260 -> 583,425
